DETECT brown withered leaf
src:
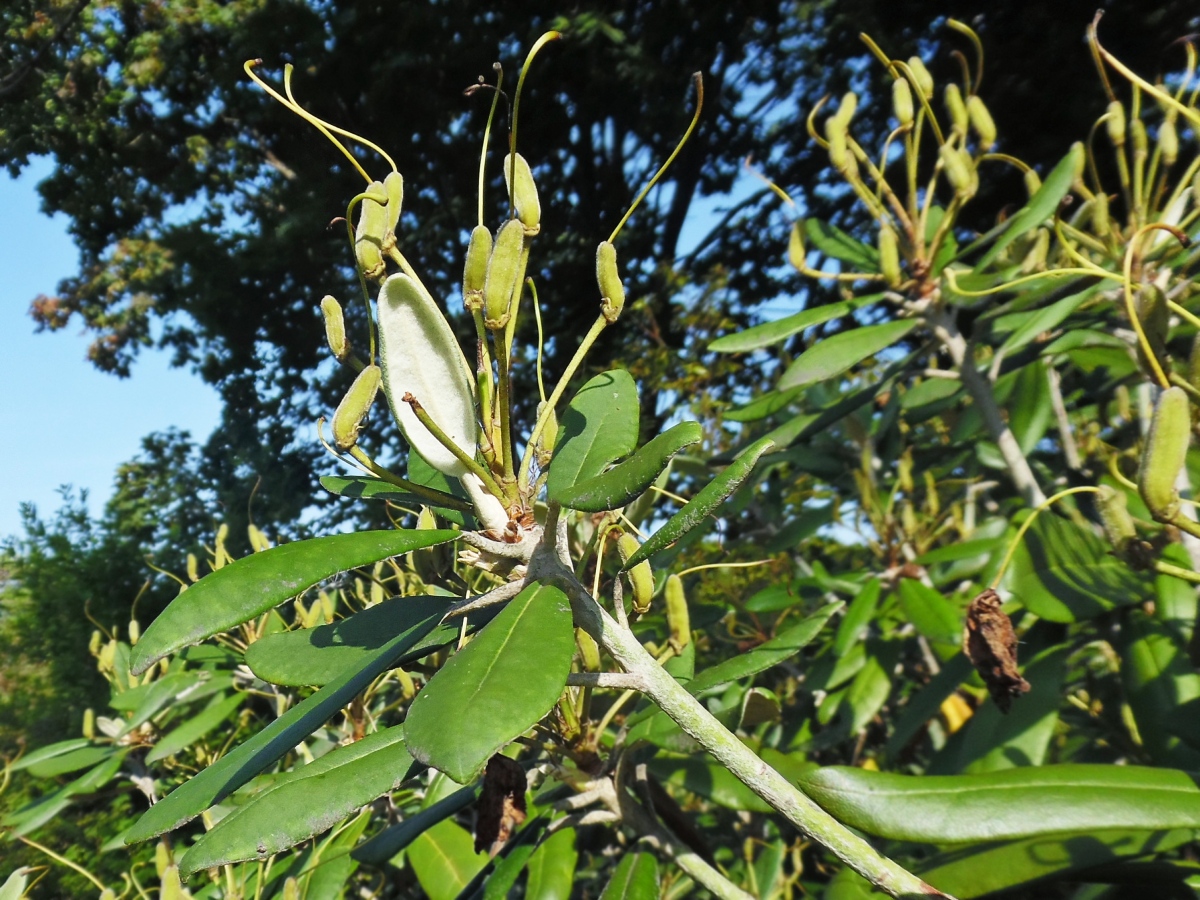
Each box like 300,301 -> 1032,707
474,754 -> 527,855
963,589 -> 1030,714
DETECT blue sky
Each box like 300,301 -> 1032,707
0,159 -> 223,539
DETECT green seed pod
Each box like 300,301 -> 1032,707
1106,100 -> 1126,146
128,619 -> 140,645
834,91 -> 858,125
89,629 -> 102,656
596,240 -> 627,322
355,181 -> 388,280
1023,168 -> 1042,198
892,77 -> 913,126
788,220 -> 806,271
383,170 -> 404,238
879,221 -> 901,287
331,364 -> 382,451
1138,385 -> 1191,522
1135,283 -> 1170,372
577,627 -> 601,671
617,533 -> 654,614
944,84 -> 968,138
1131,119 -> 1148,160
82,707 -> 95,740
283,878 -> 301,900
907,57 -> 934,99
504,152 -> 541,233
967,95 -> 997,150
1091,191 -> 1111,239
1097,485 -> 1138,552
155,841 -> 171,877
1019,227 -> 1050,274
825,114 -> 849,171
484,219 -> 525,328
535,401 -> 558,467
101,891 -> 117,900
320,295 -> 350,363
410,506 -> 450,581
1159,116 -> 1178,167
160,867 -> 185,900
1068,141 -> 1087,192
186,552 -> 199,582
940,144 -> 974,197
665,573 -> 691,654
462,225 -> 492,311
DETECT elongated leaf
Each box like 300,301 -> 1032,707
805,219 -> 879,270
525,827 -> 578,900
725,386 -> 806,423
319,474 -> 470,512
1005,513 -> 1152,622
410,819 -> 490,900
547,369 -> 639,502
244,595 -> 455,687
298,808 -> 371,900
4,752 -> 128,836
918,829 -> 1194,899
130,529 -> 458,674
688,602 -> 842,693
408,450 -> 474,527
833,580 -> 880,655
599,851 -> 659,900
555,421 -> 702,512
0,869 -> 30,900
796,763 -> 1200,843
998,285 -> 1098,355
10,738 -> 91,772
179,726 -> 413,875
125,601 -> 447,843
1119,608 -> 1200,769
23,745 -> 115,778
976,145 -> 1083,268
119,671 -> 213,736
897,580 -> 960,646
620,437 -> 774,571
778,319 -> 917,391
146,692 -> 246,764
404,584 -> 574,783
351,786 -> 476,864
711,297 -> 876,354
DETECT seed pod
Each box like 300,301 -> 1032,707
1131,119 -> 1148,160
1135,283 -> 1170,372
376,274 -> 478,477
82,707 -> 95,740
128,619 -> 140,645
535,401 -> 558,467
462,225 -> 492,312
1097,485 -> 1138,552
665,574 -> 691,653
1159,116 -> 1178,167
577,627 -> 601,671
967,95 -> 997,150
1091,191 -> 1111,239
320,295 -> 350,363
892,77 -> 913,126
1138,385 -> 1191,522
410,506 -> 450,581
940,144 -> 974,197
596,240 -> 627,322
89,629 -> 102,656
355,181 -> 389,280
504,152 -> 541,233
788,220 -> 806,271
1106,100 -> 1126,146
155,841 -> 171,877
825,113 -> 850,171
617,533 -> 654,614
160,867 -> 186,900
283,879 -> 300,900
879,221 -> 901,287
332,364 -> 382,451
383,170 -> 404,237
834,91 -> 858,125
1023,168 -> 1042,198
483,219 -> 525,328
1019,227 -> 1050,274
944,84 -> 968,137
907,57 -> 934,99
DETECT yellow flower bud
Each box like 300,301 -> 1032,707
320,295 -> 349,363
665,574 -> 690,654
967,95 -> 997,150
1106,100 -> 1126,146
1158,116 -> 1178,167
826,114 -> 849,171
834,91 -> 858,125
907,57 -> 934,99
155,841 -> 171,877
82,707 -> 95,740
617,533 -> 654,615
504,152 -> 541,233
331,364 -> 382,451
1131,119 -> 1148,160
892,77 -> 913,127
788,220 -> 806,271
462,225 -> 492,311
879,222 -> 901,286
1138,386 -> 1191,522
128,619 -> 140,645
383,170 -> 404,238
596,240 -> 626,322
483,219 -> 525,329
944,84 -> 968,138
1091,191 -> 1111,239
940,144 -> 975,197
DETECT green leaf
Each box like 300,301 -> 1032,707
796,761 -> 1200,843
145,692 -> 247,764
599,851 -> 659,900
125,601 -> 448,843
1118,608 -> 1200,769
547,369 -> 639,502
1005,513 -> 1153,622
4,752 -> 128,837
896,580 -> 961,645
351,786 -> 476,864
620,436 -> 774,571
554,421 -> 702,512
131,529 -> 459,674
10,738 -> 91,773
404,584 -> 574,783
1007,361 -> 1053,456
805,219 -> 879,270
688,602 -> 842,693
0,869 -> 30,900
833,579 -> 880,655
22,745 -> 116,778
710,295 -> 881,353
297,808 -> 372,900
724,387 -> 806,423
319,474 -> 470,513
410,818 -> 490,900
976,144 -> 1083,269
408,449 -> 475,527
778,319 -> 917,391
524,827 -> 578,900
918,829 -> 1195,899
179,726 -> 414,875
244,595 -> 456,687
997,285 -> 1098,355
841,640 -> 896,734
